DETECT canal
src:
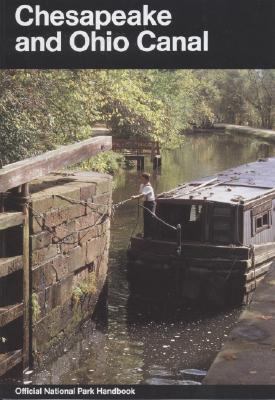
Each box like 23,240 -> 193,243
31,131 -> 275,385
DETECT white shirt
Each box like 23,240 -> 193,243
139,183 -> 155,201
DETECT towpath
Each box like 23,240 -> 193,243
215,124 -> 275,143
204,261 -> 275,384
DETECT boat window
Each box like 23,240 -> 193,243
190,205 -> 202,221
251,201 -> 272,236
254,211 -> 270,234
256,216 -> 262,229
263,213 -> 269,225
212,205 -> 233,244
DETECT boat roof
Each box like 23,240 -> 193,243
158,157 -> 275,205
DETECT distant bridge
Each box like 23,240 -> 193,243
112,138 -> 161,170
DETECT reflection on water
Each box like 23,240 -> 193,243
31,132 -> 274,385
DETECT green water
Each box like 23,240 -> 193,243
30,132 -> 274,385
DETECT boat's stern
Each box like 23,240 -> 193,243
127,236 -> 252,306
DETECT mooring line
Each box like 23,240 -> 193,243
27,191 -> 177,242
27,200 -> 110,246
138,204 -> 177,231
112,198 -> 178,232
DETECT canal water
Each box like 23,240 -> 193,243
31,132 -> 275,385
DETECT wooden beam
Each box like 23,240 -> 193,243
22,184 -> 30,371
0,256 -> 23,279
0,303 -> 24,327
245,261 -> 273,281
130,237 -> 250,260
0,136 -> 112,192
0,212 -> 25,231
245,275 -> 266,294
0,350 -> 22,377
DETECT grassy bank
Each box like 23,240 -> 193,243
215,124 -> 275,143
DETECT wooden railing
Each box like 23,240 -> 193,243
0,136 -> 111,377
112,138 -> 160,159
0,136 -> 112,193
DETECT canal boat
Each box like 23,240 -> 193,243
127,157 -> 275,306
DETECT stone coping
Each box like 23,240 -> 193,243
204,261 -> 275,384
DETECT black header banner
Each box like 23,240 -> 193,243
0,0 -> 274,69
1,384 -> 275,399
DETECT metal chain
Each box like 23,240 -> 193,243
26,191 -> 178,247
55,194 -> 178,231
55,194 -> 110,215
27,193 -> 111,246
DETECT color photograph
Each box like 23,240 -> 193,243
0,69 -> 274,388
0,0 -> 274,398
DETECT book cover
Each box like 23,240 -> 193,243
0,0 -> 274,398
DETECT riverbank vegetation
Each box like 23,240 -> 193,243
0,69 -> 274,164
80,151 -> 124,174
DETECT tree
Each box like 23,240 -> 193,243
206,70 -> 275,129
243,70 -> 275,129
0,69 -> 274,165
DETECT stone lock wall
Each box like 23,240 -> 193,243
28,171 -> 112,364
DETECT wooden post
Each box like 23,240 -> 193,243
0,193 -> 7,257
153,155 -> 162,170
137,156 -> 145,171
22,183 -> 30,371
156,142 -> 160,156
151,142 -> 155,162
140,156 -> 145,171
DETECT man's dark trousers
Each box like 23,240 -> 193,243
143,201 -> 156,238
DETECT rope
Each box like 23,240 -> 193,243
111,196 -> 178,232
26,191 -> 176,248
242,245 -> 257,305
251,244 -> 257,290
27,192 -> 111,246
223,257 -> 237,283
111,197 -> 132,218
138,204 -> 177,231
27,192 -> 143,247
112,198 -> 132,209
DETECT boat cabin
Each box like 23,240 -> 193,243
127,157 -> 275,306
155,158 -> 275,246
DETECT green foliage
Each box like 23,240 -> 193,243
196,70 -> 275,129
32,293 -> 41,323
123,159 -> 136,169
72,272 -> 97,305
0,69 -> 274,165
80,151 -> 124,174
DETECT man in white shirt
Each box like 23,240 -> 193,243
131,172 -> 156,238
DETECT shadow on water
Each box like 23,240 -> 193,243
16,132 -> 275,384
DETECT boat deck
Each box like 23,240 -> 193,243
159,157 -> 275,205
